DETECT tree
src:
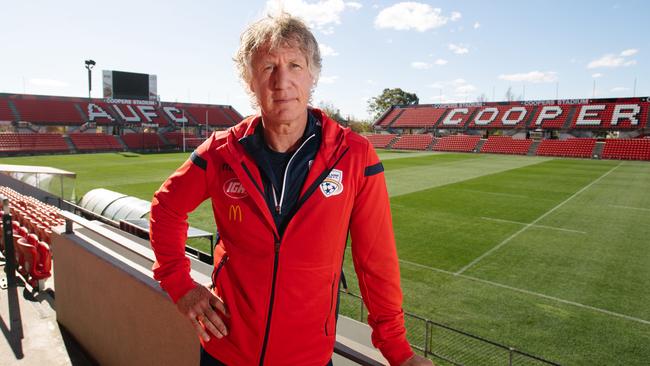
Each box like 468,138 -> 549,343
476,93 -> 488,103
347,119 -> 373,134
318,101 -> 346,125
367,88 -> 419,119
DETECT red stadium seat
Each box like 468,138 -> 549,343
601,139 -> 650,161
363,134 -> 398,148
432,135 -> 481,152
391,134 -> 434,150
480,136 -> 532,155
536,139 -> 597,158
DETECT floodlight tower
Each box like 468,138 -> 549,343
84,59 -> 96,98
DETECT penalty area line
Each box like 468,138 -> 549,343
456,163 -> 622,275
399,258 -> 650,326
480,217 -> 586,234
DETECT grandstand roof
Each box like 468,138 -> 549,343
0,164 -> 76,177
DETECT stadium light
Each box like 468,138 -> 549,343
84,59 -> 96,98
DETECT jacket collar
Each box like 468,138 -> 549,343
221,108 -> 350,239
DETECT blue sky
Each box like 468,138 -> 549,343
2,0 -> 648,120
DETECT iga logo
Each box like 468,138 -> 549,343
223,178 -> 248,199
320,169 -> 344,198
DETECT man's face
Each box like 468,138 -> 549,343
248,42 -> 314,126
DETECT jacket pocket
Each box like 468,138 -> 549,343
324,273 -> 337,336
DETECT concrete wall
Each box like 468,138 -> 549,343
51,218 -> 209,366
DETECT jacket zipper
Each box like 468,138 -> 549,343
258,239 -> 281,366
271,134 -> 316,215
257,147 -> 349,365
211,254 -> 229,290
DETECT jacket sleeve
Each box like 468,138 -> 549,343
349,142 -> 414,366
150,147 -> 211,303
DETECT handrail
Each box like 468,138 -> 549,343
59,210 -> 156,264
334,340 -> 385,366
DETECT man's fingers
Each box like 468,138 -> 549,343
203,307 -> 228,337
210,296 -> 230,318
191,315 -> 212,342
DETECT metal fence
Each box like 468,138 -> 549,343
339,291 -> 561,366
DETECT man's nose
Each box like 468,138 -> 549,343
272,65 -> 291,89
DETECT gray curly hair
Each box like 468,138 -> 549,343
234,12 -> 322,108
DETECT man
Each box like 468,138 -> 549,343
150,13 -> 432,366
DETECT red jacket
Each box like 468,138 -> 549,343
150,109 -> 413,365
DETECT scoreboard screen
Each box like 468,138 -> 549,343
103,70 -> 158,101
113,71 -> 149,100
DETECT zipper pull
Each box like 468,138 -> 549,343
274,241 -> 280,253
275,205 -> 281,215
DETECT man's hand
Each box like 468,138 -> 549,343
176,284 -> 230,342
400,354 -> 435,366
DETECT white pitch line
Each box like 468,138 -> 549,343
399,259 -> 650,326
456,162 -> 623,275
461,189 -> 530,199
480,217 -> 586,234
608,204 -> 650,212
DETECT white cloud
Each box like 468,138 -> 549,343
610,87 -> 629,92
620,48 -> 638,57
428,78 -> 477,97
498,71 -> 558,83
375,2 -> 457,32
450,11 -> 462,21
473,22 -> 480,29
265,0 -> 360,33
448,43 -> 469,54
456,84 -> 477,94
587,50 -> 637,69
29,78 -> 69,88
319,75 -> 339,84
411,61 -> 432,70
319,44 -> 339,57
321,27 -> 335,35
434,58 -> 448,65
430,94 -> 452,103
591,73 -> 603,78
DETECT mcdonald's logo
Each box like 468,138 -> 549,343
228,204 -> 242,222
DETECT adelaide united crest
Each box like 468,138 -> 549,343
320,169 -> 344,198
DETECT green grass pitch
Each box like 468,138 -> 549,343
1,151 -> 649,365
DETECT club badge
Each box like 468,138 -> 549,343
320,169 -> 344,198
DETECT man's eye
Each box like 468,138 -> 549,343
291,63 -> 302,69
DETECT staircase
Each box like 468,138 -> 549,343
114,135 -> 128,150
425,137 -> 437,151
8,99 -> 20,121
527,140 -> 541,156
474,139 -> 487,153
592,141 -> 605,159
63,135 -> 77,153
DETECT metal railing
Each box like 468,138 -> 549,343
339,292 -> 561,366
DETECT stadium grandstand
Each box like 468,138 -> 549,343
0,93 -> 242,155
366,97 -> 650,161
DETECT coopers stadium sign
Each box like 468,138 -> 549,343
437,99 -> 648,129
